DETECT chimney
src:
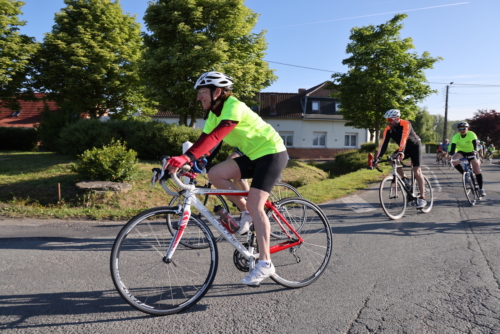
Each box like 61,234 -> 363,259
298,88 -> 306,93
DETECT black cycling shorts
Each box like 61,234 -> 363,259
233,151 -> 288,193
393,144 -> 422,167
456,151 -> 476,161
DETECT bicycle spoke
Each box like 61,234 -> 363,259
269,198 -> 332,288
110,208 -> 218,315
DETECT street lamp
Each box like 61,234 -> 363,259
443,82 -> 454,142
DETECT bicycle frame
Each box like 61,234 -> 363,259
159,172 -> 304,270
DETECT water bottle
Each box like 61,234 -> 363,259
214,205 -> 240,234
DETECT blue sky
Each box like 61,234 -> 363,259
18,0 -> 499,122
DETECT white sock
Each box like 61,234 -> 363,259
241,210 -> 249,215
258,260 -> 271,268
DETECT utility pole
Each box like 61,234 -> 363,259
443,82 -> 453,142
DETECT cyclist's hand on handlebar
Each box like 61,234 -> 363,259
392,151 -> 404,161
372,157 -> 380,166
165,155 -> 190,174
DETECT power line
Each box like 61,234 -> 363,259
266,61 -> 339,73
265,60 -> 500,87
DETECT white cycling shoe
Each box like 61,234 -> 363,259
236,211 -> 252,235
241,262 -> 275,287
417,198 -> 427,208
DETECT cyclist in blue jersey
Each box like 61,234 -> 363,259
437,139 -> 450,162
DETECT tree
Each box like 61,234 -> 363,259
412,107 -> 435,142
32,0 -> 152,118
326,14 -> 442,146
141,0 -> 276,127
0,0 -> 39,111
467,109 -> 500,147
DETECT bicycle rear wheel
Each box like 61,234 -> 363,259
168,185 -> 228,247
463,172 -> 478,205
268,198 -> 332,288
417,175 -> 434,213
269,182 -> 302,202
379,175 -> 407,220
110,207 -> 218,315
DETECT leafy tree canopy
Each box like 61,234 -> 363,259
141,0 -> 277,127
467,109 -> 500,147
0,0 -> 39,111
412,106 -> 435,142
32,0 -> 152,118
326,14 -> 442,145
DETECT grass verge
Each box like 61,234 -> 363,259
0,151 -> 387,220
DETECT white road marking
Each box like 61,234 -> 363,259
341,194 -> 377,213
423,165 -> 442,192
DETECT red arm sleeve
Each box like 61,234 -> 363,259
184,120 -> 238,161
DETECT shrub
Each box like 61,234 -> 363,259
0,127 -> 38,151
359,142 -> 377,153
58,119 -> 121,156
71,139 -> 139,182
37,102 -> 81,152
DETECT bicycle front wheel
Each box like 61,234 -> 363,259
269,198 -> 332,288
463,172 -> 477,205
417,175 -> 434,213
168,186 -> 228,247
379,175 -> 407,220
110,207 -> 218,316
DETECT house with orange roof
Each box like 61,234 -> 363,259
152,82 -> 372,159
0,93 -> 59,128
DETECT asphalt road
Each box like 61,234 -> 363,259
1,155 -> 499,333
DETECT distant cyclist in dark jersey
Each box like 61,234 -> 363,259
449,122 -> 485,197
373,109 -> 427,208
165,71 -> 288,286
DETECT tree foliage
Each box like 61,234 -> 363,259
412,107 -> 435,142
141,0 -> 277,127
32,0 -> 152,118
0,0 -> 39,111
326,14 -> 442,145
467,109 -> 500,147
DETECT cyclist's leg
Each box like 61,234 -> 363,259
470,157 -> 484,190
209,159 -> 247,212
452,152 -> 465,174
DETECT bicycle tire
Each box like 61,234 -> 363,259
268,198 -> 332,288
110,207 -> 218,316
269,182 -> 302,202
417,175 -> 434,213
379,175 -> 407,220
463,172 -> 477,205
167,186 -> 228,247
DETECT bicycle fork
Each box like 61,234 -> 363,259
163,206 -> 191,264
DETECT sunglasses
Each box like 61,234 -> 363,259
386,118 -> 398,122
458,127 -> 467,131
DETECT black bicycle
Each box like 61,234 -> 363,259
372,157 -> 433,220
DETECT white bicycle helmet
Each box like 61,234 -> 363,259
384,109 -> 401,119
194,71 -> 234,90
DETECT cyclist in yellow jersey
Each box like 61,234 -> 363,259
166,72 -> 288,286
449,122 -> 486,197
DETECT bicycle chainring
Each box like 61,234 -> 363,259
233,243 -> 258,272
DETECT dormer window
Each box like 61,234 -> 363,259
312,101 -> 319,111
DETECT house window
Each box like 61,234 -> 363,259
335,102 -> 341,112
279,132 -> 294,147
312,101 -> 320,111
313,132 -> 326,147
345,133 -> 357,148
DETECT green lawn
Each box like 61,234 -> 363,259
0,151 -> 388,220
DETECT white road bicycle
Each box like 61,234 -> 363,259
110,158 -> 333,316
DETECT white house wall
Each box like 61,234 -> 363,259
153,117 -> 371,149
